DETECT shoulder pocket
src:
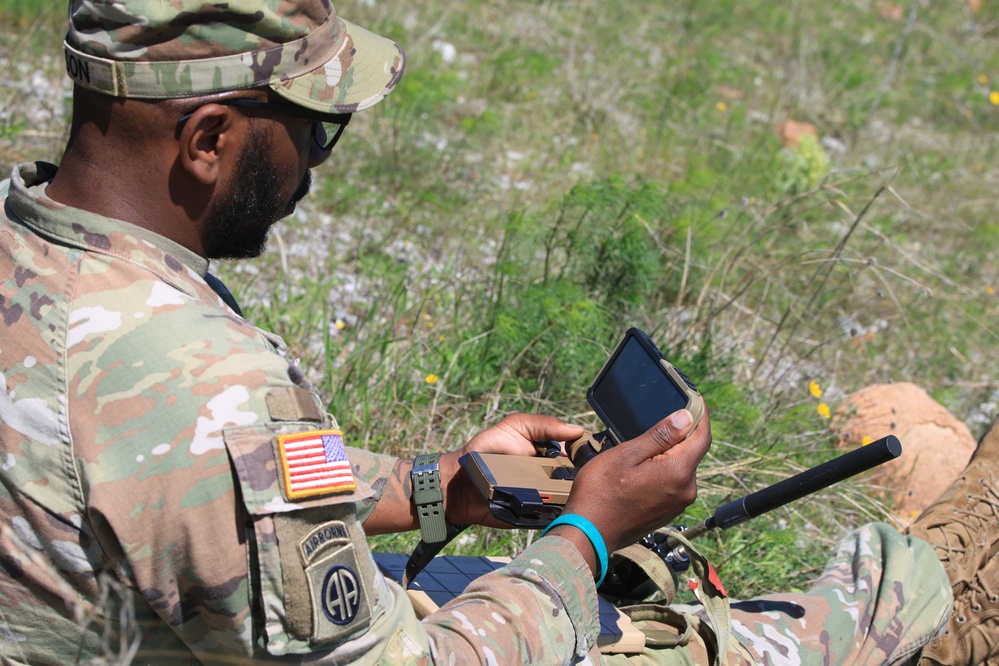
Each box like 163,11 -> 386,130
224,423 -> 387,656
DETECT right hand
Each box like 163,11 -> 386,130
554,404 -> 711,563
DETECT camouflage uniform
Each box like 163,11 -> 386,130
608,523 -> 953,665
0,162 -> 602,664
0,164 -> 955,666
0,0 -> 955,663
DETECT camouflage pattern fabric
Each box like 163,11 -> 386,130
606,523 -> 952,665
0,161 -> 954,664
0,162 -> 599,664
64,0 -> 406,113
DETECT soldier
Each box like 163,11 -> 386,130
0,1 -> 995,664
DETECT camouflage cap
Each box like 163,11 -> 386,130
63,0 -> 405,114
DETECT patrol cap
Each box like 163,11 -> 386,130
63,0 -> 405,114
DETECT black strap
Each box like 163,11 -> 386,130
402,523 -> 468,589
205,272 -> 243,317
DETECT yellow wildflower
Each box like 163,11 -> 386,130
816,403 -> 831,419
425,374 -> 439,384
990,91 -> 999,106
716,101 -> 728,112
979,74 -> 989,85
861,435 -> 873,446
808,380 -> 823,398
334,319 -> 346,330
987,286 -> 995,295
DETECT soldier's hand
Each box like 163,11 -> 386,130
439,414 -> 585,528
552,405 -> 711,571
462,413 -> 584,457
362,414 -> 582,535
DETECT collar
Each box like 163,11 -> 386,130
4,162 -> 210,291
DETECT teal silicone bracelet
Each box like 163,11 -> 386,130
541,514 -> 609,587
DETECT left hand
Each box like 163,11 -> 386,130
361,414 -> 583,535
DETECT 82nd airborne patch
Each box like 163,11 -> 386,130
300,520 -> 373,643
320,564 -> 363,626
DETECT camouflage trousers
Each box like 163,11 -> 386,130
607,522 -> 953,665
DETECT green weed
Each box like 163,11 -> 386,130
0,0 -> 61,25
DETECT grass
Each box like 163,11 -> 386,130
4,0 -> 999,604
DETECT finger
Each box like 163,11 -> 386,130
504,413 -> 586,444
464,414 -> 585,456
667,413 -> 712,467
470,414 -> 583,455
617,409 -> 696,462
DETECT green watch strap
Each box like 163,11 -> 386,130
412,453 -> 447,543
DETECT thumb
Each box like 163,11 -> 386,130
624,409 -> 694,459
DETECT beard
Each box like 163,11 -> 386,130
201,126 -> 312,260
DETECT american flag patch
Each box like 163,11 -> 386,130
277,430 -> 356,499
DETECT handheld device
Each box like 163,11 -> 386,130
588,328 -> 702,443
571,328 -> 703,467
461,328 -> 702,527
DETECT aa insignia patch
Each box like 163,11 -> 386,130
278,430 -> 356,499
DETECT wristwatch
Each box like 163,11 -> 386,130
411,453 -> 447,543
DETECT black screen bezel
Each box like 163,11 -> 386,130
586,328 -> 691,444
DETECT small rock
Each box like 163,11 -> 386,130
777,120 -> 818,149
833,382 -> 976,526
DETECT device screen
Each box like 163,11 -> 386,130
589,336 -> 690,442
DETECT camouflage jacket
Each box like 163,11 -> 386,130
0,162 -> 604,665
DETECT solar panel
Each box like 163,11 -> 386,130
374,552 -> 646,654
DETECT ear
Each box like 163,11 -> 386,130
177,104 -> 240,186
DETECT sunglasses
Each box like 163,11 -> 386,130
178,98 -> 351,151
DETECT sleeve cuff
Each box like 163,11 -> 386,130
345,448 -> 398,524
507,534 -> 603,657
